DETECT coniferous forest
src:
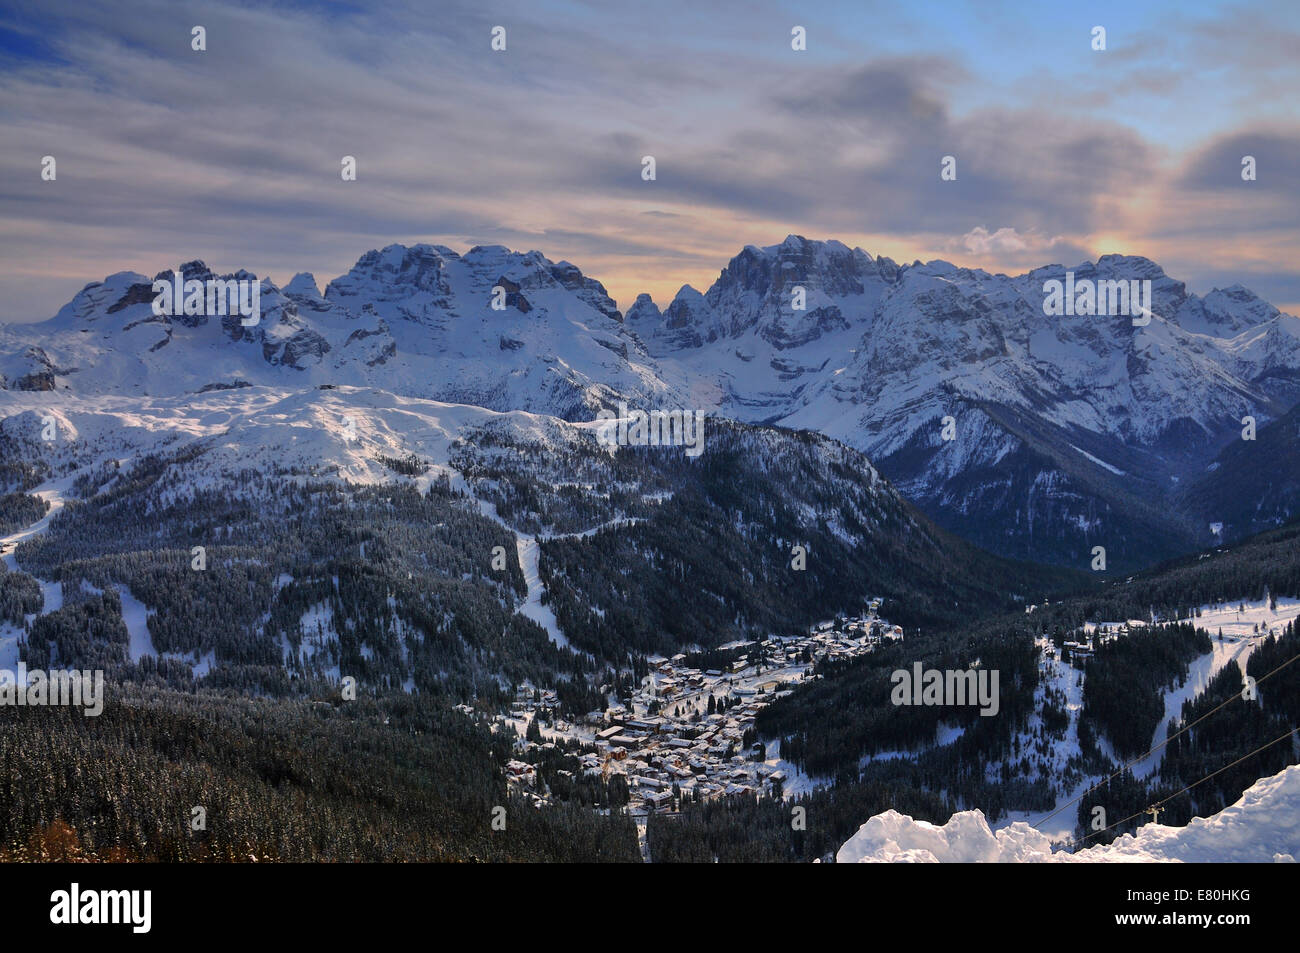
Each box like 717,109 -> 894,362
1,421 -> 1297,862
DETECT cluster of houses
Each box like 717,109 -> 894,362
1041,621 -> 1141,664
496,600 -> 902,814
1061,638 -> 1095,659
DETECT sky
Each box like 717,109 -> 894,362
1,0 -> 1297,322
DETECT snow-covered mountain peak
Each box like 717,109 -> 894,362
619,238 -> 1300,567
0,243 -> 681,420
3,237 -> 1297,568
283,272 -> 325,302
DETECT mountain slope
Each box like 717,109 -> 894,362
630,236 -> 1300,569
0,246 -> 683,420
1180,400 -> 1300,541
0,385 -> 1080,695
4,236 -> 1297,571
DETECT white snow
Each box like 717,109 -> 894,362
838,762 -> 1300,863
761,737 -> 827,800
1130,599 -> 1300,778
116,585 -> 158,663
514,536 -> 569,650
0,480 -> 69,628
1069,444 -> 1126,476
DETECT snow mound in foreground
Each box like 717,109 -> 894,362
837,764 -> 1300,863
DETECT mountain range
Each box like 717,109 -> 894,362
3,235 -> 1298,572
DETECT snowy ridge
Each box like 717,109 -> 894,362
0,246 -> 683,421
837,763 -> 1300,863
631,237 -> 1300,565
0,385 -> 598,496
0,385 -> 614,681
635,239 -> 1299,450
3,237 -> 1297,567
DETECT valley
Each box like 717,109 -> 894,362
0,238 -> 1297,863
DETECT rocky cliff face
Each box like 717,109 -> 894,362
631,236 -> 1300,568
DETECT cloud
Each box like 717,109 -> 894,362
0,0 -> 1296,321
953,227 -> 1062,256
1177,128 -> 1300,199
